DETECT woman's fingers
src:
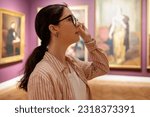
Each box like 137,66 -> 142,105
78,23 -> 86,36
78,23 -> 91,42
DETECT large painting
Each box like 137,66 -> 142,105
148,0 -> 150,69
66,5 -> 88,61
0,9 -> 25,65
95,0 -> 141,69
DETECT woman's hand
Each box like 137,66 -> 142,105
78,23 -> 92,42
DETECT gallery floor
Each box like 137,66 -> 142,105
0,75 -> 150,100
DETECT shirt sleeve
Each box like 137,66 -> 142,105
27,73 -> 55,100
75,39 -> 109,80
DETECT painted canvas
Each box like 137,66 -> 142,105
95,0 -> 141,69
0,9 -> 25,65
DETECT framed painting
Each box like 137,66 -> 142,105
0,9 -> 25,65
147,0 -> 150,70
66,5 -> 88,61
95,0 -> 141,69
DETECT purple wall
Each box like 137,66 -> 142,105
0,0 -> 31,83
0,0 -> 149,83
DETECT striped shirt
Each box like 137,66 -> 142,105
27,39 -> 109,100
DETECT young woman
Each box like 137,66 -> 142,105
19,4 -> 109,100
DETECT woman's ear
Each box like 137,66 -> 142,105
48,24 -> 59,35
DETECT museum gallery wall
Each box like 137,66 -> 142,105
0,0 -> 149,84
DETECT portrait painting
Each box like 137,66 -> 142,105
95,0 -> 141,69
147,0 -> 150,69
0,9 -> 25,65
66,5 -> 88,61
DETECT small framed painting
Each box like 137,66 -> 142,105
0,9 -> 25,65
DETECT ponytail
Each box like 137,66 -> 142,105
19,46 -> 47,91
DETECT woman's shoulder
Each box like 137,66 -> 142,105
31,60 -> 57,78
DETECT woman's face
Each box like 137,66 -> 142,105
58,7 -> 80,45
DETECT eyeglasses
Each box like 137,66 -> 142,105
58,15 -> 78,26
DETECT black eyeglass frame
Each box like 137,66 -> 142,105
58,15 -> 78,26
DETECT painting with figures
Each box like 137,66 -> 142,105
95,0 -> 141,69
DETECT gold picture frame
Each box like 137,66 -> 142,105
95,0 -> 142,69
66,5 -> 88,61
0,9 -> 25,65
147,0 -> 150,69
